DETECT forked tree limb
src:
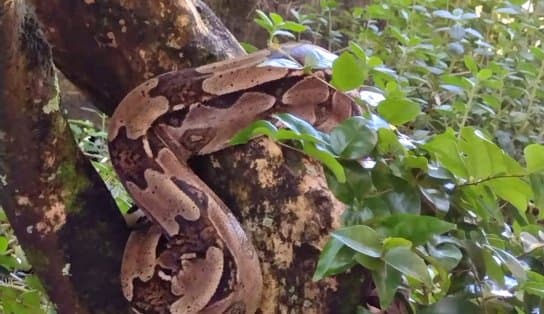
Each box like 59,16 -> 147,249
29,0 -> 244,115
22,0 -> 370,312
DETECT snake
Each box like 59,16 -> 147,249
108,43 -> 360,313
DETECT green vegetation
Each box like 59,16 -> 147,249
244,0 -> 544,312
1,0 -> 543,312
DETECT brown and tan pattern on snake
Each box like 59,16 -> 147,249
108,43 -> 359,313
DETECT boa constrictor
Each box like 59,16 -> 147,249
108,43 -> 359,314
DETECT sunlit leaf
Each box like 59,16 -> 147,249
330,117 -> 378,159
383,246 -> 432,287
332,52 -> 366,91
428,242 -> 463,271
332,225 -> 382,258
371,263 -> 402,309
524,144 -> 544,173
377,98 -> 421,125
314,238 -> 355,280
377,214 -> 456,245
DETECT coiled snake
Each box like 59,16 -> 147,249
108,43 -> 359,313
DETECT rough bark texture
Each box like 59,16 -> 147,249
27,0 -> 366,312
191,139 -> 366,313
0,1 -> 130,313
29,0 -> 243,115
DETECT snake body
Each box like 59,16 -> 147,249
108,43 -> 359,313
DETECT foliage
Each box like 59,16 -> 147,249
239,0 -> 544,312
1,0 -> 543,312
0,210 -> 56,314
68,115 -> 131,213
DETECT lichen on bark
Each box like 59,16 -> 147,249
0,1 -> 130,313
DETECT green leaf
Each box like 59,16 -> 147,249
530,173 -> 544,209
240,42 -> 258,53
377,98 -> 421,125
230,120 -> 278,145
330,117 -> 378,159
460,184 -> 496,221
377,128 -> 405,155
524,144 -> 544,173
405,155 -> 428,171
269,12 -> 284,25
368,56 -> 383,67
483,249 -> 505,286
383,246 -> 432,287
420,187 -> 450,212
377,214 -> 456,245
349,41 -> 367,61
464,55 -> 479,74
331,225 -> 382,258
489,246 -> 527,281
282,21 -> 307,33
303,142 -> 346,183
332,52 -> 366,91
428,243 -> 463,271
423,129 -> 467,178
523,271 -> 544,297
441,74 -> 473,90
325,162 -> 373,203
0,236 -> 8,253
383,237 -> 412,251
271,30 -> 296,39
254,10 -> 274,32
371,264 -> 402,309
418,296 -> 480,314
476,68 -> 493,81
531,47 -> 544,61
354,253 -> 382,271
313,238 -> 355,280
433,9 -> 455,20
485,177 -> 532,213
459,128 -> 525,178
384,178 -> 421,214
274,113 -> 325,140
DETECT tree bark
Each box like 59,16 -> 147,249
0,1 -> 130,313
26,0 -> 366,312
29,0 -> 243,114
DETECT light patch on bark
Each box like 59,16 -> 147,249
260,264 -> 281,310
16,195 -> 32,206
270,236 -> 293,268
252,159 -> 277,189
106,32 -> 118,48
251,140 -> 283,189
42,75 -> 60,114
36,201 -> 67,234
62,263 -> 71,276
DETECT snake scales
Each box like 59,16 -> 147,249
108,43 -> 359,313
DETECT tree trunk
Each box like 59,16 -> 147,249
0,1 -> 130,313
23,0 -> 366,312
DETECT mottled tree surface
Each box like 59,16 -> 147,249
0,1 -> 129,313
7,0 -> 371,312
29,0 -> 243,115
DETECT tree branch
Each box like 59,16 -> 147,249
0,1 -> 129,312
